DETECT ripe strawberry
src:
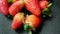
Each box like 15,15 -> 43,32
24,15 -> 42,31
39,1 -> 49,10
0,0 -> 9,15
9,0 -> 24,16
24,0 -> 41,16
11,13 -> 24,30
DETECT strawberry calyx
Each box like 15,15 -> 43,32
47,3 -> 53,8
42,3 -> 53,18
24,23 -> 35,31
7,0 -> 13,3
24,23 -> 29,31
24,23 -> 35,34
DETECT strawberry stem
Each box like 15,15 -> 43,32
29,26 -> 35,31
28,30 -> 32,34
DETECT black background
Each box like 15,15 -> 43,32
0,0 -> 60,34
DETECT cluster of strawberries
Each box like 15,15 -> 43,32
0,0 -> 52,34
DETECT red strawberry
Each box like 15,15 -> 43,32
11,13 -> 24,30
9,0 -> 24,16
0,0 -> 9,15
39,1 -> 49,10
24,15 -> 42,31
24,0 -> 41,16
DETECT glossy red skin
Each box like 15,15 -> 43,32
0,0 -> 9,15
39,1 -> 49,10
25,15 -> 42,29
24,0 -> 41,16
11,13 -> 24,30
9,1 -> 24,16
11,20 -> 22,30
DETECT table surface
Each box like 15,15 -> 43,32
0,0 -> 60,34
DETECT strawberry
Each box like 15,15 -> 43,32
11,13 -> 24,30
24,15 -> 42,31
0,0 -> 9,15
39,1 -> 49,10
24,0 -> 41,16
9,0 -> 24,16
